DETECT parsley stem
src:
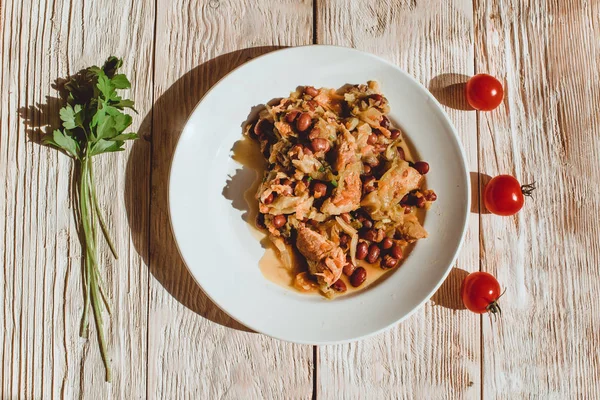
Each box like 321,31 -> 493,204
88,160 -> 118,259
85,156 -> 112,381
78,156 -> 112,381
90,257 -> 111,382
79,159 -> 92,338
87,159 -> 112,315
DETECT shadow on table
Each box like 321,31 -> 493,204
125,46 -> 284,333
428,73 -> 474,111
470,171 -> 493,214
430,267 -> 469,310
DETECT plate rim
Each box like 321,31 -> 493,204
168,44 -> 471,344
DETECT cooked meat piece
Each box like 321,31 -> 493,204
361,159 -> 422,213
296,224 -> 344,287
296,224 -> 335,261
334,130 -> 358,172
355,122 -> 376,157
321,162 -> 362,215
398,214 -> 428,242
307,248 -> 345,289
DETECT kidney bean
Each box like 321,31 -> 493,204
363,164 -> 372,175
272,214 -> 287,229
390,244 -> 403,260
356,241 -> 369,260
312,181 -> 328,198
381,255 -> 398,269
425,191 -> 437,201
343,261 -> 356,276
311,138 -> 330,153
361,228 -> 378,242
331,279 -> 347,293
339,233 -> 350,247
416,196 -> 426,208
350,267 -> 367,287
397,146 -> 406,160
367,134 -> 378,145
362,219 -> 373,229
363,176 -> 376,193
254,119 -> 273,137
390,129 -> 401,140
263,192 -> 274,205
414,161 -> 430,175
305,86 -> 319,97
380,115 -> 390,129
285,110 -> 300,123
400,194 -> 416,206
404,206 -> 412,214
366,244 -> 381,264
381,237 -> 393,250
369,94 -> 383,102
296,113 -> 312,132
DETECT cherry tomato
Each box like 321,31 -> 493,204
461,271 -> 503,315
466,74 -> 504,111
483,175 -> 535,216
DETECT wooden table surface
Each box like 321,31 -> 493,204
2,0 -> 600,398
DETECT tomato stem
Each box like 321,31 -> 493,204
521,182 -> 536,197
486,288 -> 506,321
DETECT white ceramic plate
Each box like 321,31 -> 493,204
169,45 -> 470,344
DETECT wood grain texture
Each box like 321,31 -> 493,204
146,1 -> 314,398
4,0 -> 600,398
475,0 -> 600,397
0,0 -> 154,398
316,1 -> 481,398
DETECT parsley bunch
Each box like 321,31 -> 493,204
43,57 -> 137,381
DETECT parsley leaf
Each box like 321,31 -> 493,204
97,71 -> 117,101
43,129 -> 79,158
90,139 -> 125,156
110,133 -> 138,141
60,104 -> 83,130
111,74 -> 131,89
96,116 -> 117,140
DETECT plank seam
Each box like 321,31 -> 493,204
145,0 -> 159,397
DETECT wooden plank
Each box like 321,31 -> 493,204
148,1 -> 314,398
474,0 -> 600,397
0,0 -> 154,398
316,1 -> 481,398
